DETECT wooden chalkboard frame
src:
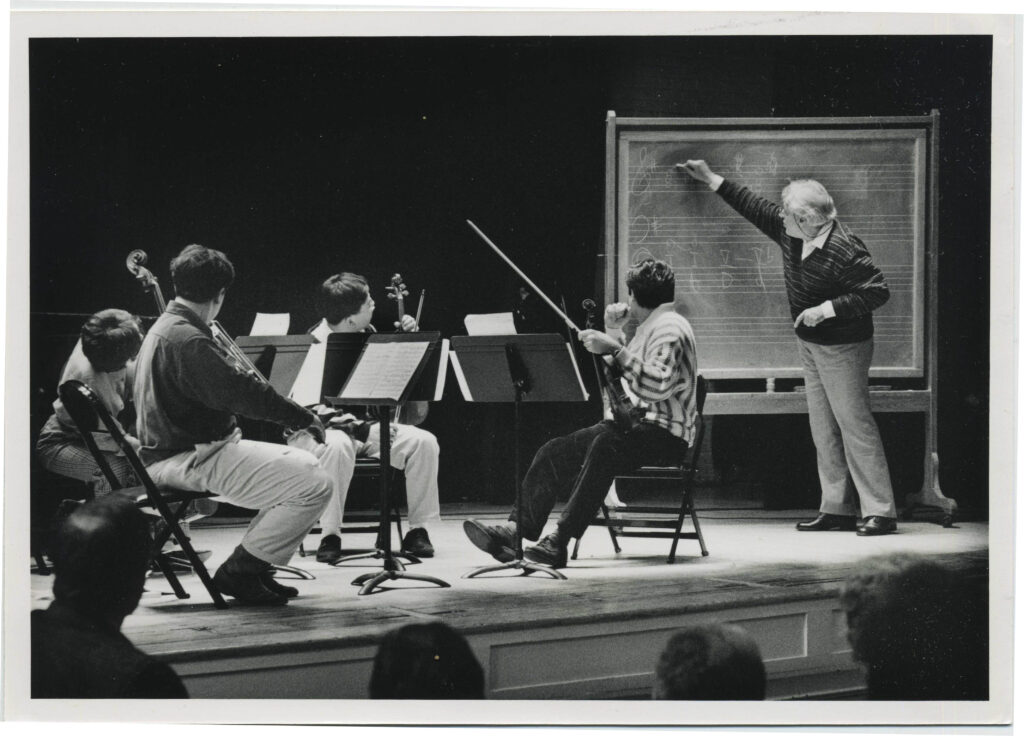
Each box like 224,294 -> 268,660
603,111 -> 952,520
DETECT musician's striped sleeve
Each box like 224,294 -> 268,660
617,318 -> 695,404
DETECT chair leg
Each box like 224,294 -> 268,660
689,498 -> 709,557
157,503 -> 228,609
571,533 -> 582,560
602,503 -> 621,553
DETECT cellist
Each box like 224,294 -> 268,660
463,258 -> 698,569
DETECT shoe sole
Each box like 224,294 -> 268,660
463,520 -> 515,563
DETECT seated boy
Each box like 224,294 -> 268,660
36,309 -> 144,496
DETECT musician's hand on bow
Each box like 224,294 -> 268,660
604,302 -> 630,331
327,412 -> 359,427
579,329 -> 621,355
395,315 -> 418,332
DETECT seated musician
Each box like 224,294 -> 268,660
463,258 -> 698,569
36,308 -> 144,496
133,244 -> 333,605
310,272 -> 441,563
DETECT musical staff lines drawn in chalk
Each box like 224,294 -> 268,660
627,159 -> 917,195
684,314 -> 914,345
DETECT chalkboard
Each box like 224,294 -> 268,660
606,118 -> 932,379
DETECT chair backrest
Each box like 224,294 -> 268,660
695,374 -> 708,416
57,380 -> 156,499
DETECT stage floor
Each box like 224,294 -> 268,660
29,506 -> 989,701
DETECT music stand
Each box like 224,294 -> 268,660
325,332 -> 451,595
451,334 -> 588,580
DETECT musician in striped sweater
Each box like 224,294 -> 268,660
678,159 -> 897,536
463,259 -> 698,568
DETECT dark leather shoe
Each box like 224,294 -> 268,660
524,533 -> 568,569
260,571 -> 299,598
316,534 -> 342,564
857,516 -> 898,536
463,519 -> 515,563
213,566 -> 288,606
401,528 -> 435,558
796,513 -> 857,532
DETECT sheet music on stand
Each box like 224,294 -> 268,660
339,341 -> 430,403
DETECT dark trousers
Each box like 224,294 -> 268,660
510,420 -> 684,541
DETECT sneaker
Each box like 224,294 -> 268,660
462,519 -> 516,563
401,528 -> 435,558
524,533 -> 568,569
316,534 -> 343,564
260,571 -> 299,598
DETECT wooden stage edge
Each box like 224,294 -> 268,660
30,510 -> 989,701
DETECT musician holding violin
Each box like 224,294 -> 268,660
463,258 -> 698,569
132,244 -> 333,606
308,271 -> 441,564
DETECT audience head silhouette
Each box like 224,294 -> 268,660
840,553 -> 988,700
653,623 -> 766,700
51,494 -> 153,624
369,622 -> 485,699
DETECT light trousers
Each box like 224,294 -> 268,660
798,337 -> 896,519
146,429 -> 332,566
319,423 -> 442,537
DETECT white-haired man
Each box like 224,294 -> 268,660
678,160 -> 896,536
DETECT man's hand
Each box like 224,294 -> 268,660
794,305 -> 828,328
579,328 -> 621,355
305,416 -> 326,444
604,302 -> 630,331
675,159 -> 717,184
395,315 -> 418,332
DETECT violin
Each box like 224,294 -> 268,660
583,299 -> 641,433
386,273 -> 429,426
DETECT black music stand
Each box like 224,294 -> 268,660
452,334 -> 588,580
236,335 -> 316,395
325,332 -> 450,595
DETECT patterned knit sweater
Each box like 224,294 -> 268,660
717,179 -> 890,345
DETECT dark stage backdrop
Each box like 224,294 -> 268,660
29,35 -> 991,512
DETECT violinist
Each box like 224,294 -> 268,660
36,309 -> 144,496
133,245 -> 332,605
463,259 -> 698,569
309,272 -> 441,563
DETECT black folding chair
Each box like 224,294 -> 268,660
58,380 -> 228,608
572,374 -> 710,564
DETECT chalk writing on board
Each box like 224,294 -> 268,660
630,147 -> 656,195
615,129 -> 926,376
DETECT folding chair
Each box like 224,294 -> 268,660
572,374 -> 709,564
58,380 -> 228,608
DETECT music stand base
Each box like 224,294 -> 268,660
353,569 -> 451,595
333,549 -> 421,567
463,558 -> 568,580
271,564 -> 315,580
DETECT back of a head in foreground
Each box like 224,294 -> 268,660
51,494 -> 153,620
840,553 -> 988,700
654,623 -> 766,700
369,622 -> 485,699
